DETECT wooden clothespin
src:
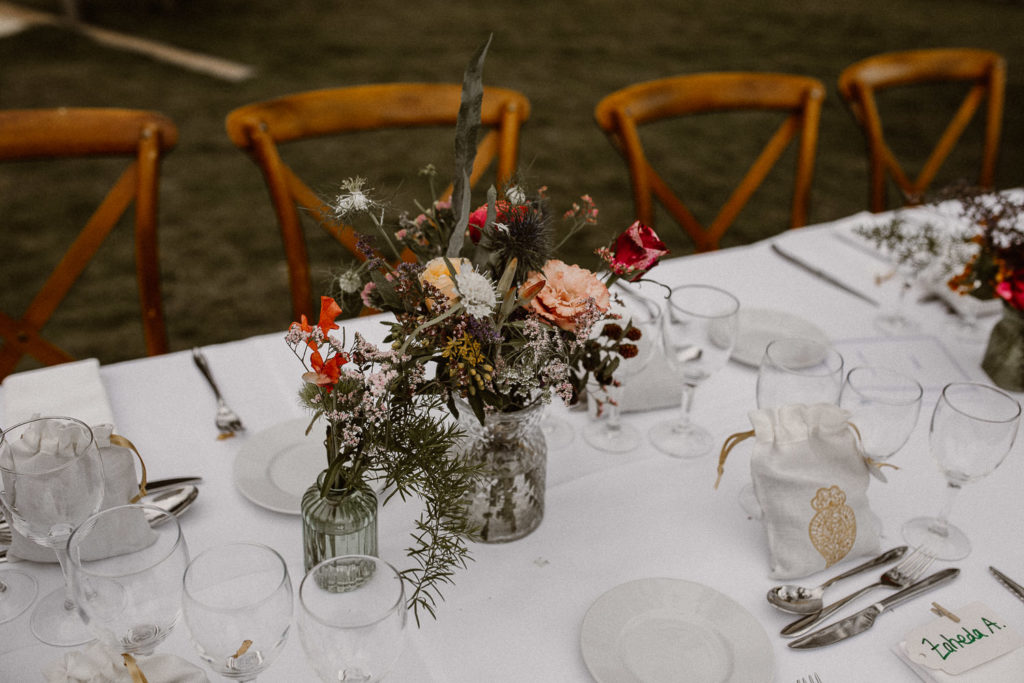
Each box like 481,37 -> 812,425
930,602 -> 960,622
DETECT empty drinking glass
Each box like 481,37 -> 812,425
0,416 -> 104,646
298,555 -> 407,682
902,382 -> 1021,560
182,543 -> 292,681
756,338 -> 845,410
839,366 -> 923,463
649,285 -> 740,459
68,504 -> 189,655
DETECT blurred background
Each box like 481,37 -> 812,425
2,0 -> 1023,369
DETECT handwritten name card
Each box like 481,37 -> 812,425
903,602 -> 1024,676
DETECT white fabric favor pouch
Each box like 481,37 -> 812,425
4,422 -> 154,563
717,403 -> 882,579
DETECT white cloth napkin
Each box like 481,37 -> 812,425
43,642 -> 209,682
2,358 -> 115,428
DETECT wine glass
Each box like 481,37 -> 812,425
874,262 -> 922,335
68,503 -> 189,655
298,555 -> 407,683
649,285 -> 740,459
739,338 -> 845,517
584,286 -> 662,452
839,366 -> 923,463
756,337 -> 845,410
0,416 -> 105,646
902,382 -> 1021,560
182,543 -> 293,681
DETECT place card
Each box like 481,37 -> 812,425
899,601 -> 1024,677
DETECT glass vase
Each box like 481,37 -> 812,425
301,470 -> 378,573
982,303 -> 1024,392
453,400 -> 546,543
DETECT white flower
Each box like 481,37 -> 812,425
336,270 -> 362,294
334,177 -> 374,216
505,185 -> 527,204
455,269 -> 497,319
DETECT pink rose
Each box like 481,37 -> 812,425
521,259 -> 610,332
995,271 -> 1024,310
600,221 -> 669,281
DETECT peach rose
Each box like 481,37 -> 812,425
420,257 -> 471,303
522,259 -> 610,332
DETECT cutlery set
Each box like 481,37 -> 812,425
771,546 -> 1024,651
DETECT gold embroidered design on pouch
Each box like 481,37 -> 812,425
808,485 -> 857,567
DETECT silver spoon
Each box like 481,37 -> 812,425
766,545 -> 907,614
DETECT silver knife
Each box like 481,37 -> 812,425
788,567 -> 960,649
771,242 -> 881,307
990,566 -> 1024,603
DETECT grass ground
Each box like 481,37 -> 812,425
2,0 -> 1023,369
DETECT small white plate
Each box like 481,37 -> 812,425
233,417 -> 324,514
581,578 -> 774,683
732,308 -> 829,367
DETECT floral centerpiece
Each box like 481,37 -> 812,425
312,39 -> 668,543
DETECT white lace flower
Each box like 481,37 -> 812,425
505,185 -> 527,204
334,177 -> 374,216
455,269 -> 497,319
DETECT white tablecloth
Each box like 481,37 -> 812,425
2,213 -> 1022,682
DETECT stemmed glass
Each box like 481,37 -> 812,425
0,569 -> 37,623
874,262 -> 922,335
298,555 -> 407,683
756,337 -> 845,410
182,543 -> 293,681
649,285 -> 740,459
0,416 -> 104,646
584,285 -> 662,452
67,504 -> 189,655
839,366 -> 924,465
739,338 -> 845,516
902,382 -> 1021,560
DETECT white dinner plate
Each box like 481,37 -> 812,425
731,307 -> 829,367
233,417 -> 325,514
581,578 -> 774,683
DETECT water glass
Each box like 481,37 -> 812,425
298,555 -> 407,682
68,504 -> 188,655
839,366 -> 923,462
182,543 -> 293,681
756,337 -> 844,409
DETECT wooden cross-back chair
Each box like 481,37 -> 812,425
225,83 -> 531,321
838,48 -> 1005,212
0,108 -> 177,380
595,72 -> 825,252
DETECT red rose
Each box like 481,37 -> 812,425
600,221 -> 669,281
467,201 -> 531,243
996,271 -> 1024,310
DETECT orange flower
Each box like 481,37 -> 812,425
521,259 -> 610,332
296,297 -> 343,350
303,348 -> 347,389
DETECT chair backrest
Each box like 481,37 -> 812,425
225,83 -> 531,321
0,108 -> 177,379
838,48 -> 1005,212
595,72 -> 825,252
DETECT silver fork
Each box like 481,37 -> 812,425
796,675 -> 822,683
781,546 -> 936,637
192,347 -> 244,435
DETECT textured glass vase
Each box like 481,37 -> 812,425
982,303 -> 1024,392
301,470 -> 378,573
454,400 -> 547,543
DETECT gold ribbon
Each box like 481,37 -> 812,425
109,433 -> 149,502
233,639 -> 254,658
714,429 -> 755,490
122,653 -> 149,683
846,422 -> 899,473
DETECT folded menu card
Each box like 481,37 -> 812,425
2,358 -> 114,428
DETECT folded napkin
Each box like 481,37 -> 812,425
43,642 -> 209,683
3,358 -> 114,428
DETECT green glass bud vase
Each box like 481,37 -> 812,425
301,470 -> 378,573
982,303 -> 1024,392
453,399 -> 546,543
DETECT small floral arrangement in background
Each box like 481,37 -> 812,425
854,186 -> 1024,310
